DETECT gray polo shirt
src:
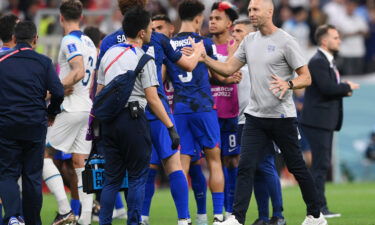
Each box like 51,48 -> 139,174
98,45 -> 159,110
234,29 -> 306,118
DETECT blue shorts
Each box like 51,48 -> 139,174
54,150 -> 72,160
149,114 -> 178,165
219,118 -> 240,156
174,111 -> 221,157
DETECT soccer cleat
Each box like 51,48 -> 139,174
224,212 -> 232,221
113,207 -> 127,219
178,219 -> 189,225
51,210 -> 75,225
251,218 -> 269,225
140,216 -> 150,225
269,217 -> 286,225
91,200 -> 100,222
196,214 -> 208,225
213,214 -> 224,225
217,215 -> 243,225
8,217 -> 25,225
301,213 -> 328,225
321,209 -> 341,219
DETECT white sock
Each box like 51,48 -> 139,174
225,212 -> 232,220
75,168 -> 93,225
43,158 -> 71,214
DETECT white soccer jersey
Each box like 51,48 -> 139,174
58,30 -> 97,112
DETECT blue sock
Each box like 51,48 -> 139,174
223,167 -> 229,212
226,167 -> 238,213
141,168 -> 157,216
267,157 -> 284,219
254,170 -> 270,222
115,192 -> 124,209
0,203 -> 3,225
70,199 -> 81,216
169,170 -> 189,219
189,164 -> 207,214
212,192 -> 224,215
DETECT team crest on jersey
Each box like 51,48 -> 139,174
67,43 -> 78,53
267,45 -> 276,52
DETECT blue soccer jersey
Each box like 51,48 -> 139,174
167,32 -> 217,114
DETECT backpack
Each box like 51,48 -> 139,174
93,53 -> 154,122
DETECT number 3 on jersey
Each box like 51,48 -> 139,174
178,71 -> 192,83
82,56 -> 94,86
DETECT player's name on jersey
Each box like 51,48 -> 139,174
117,34 -> 126,43
170,38 -> 191,50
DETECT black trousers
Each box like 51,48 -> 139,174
301,125 -> 333,211
0,136 -> 45,225
233,115 -> 320,224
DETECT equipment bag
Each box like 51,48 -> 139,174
93,52 -> 154,122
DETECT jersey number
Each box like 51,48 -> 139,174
82,56 -> 94,86
178,72 -> 193,83
229,134 -> 237,148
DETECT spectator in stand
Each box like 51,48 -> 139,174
332,0 -> 368,75
307,0 -> 327,46
282,6 -> 311,56
365,7 -> 375,73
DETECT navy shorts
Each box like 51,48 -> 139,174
174,110 -> 221,157
149,114 -> 178,165
220,117 -> 240,156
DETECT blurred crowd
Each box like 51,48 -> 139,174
0,0 -> 375,75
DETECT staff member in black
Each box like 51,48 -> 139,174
0,21 -> 64,225
301,24 -> 359,218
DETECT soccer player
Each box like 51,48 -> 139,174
208,2 -> 240,220
43,1 -> 97,225
201,0 -> 326,224
166,0 -> 225,224
232,19 -> 285,225
0,14 -> 19,52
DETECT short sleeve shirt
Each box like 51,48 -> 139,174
234,29 -> 305,118
98,44 -> 159,109
58,31 -> 97,112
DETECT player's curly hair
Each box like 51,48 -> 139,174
118,0 -> 148,16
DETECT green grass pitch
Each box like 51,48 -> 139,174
41,182 -> 375,225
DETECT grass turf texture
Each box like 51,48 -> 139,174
41,182 -> 375,225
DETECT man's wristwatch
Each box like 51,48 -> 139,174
288,80 -> 294,89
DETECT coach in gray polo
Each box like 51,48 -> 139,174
200,0 -> 327,225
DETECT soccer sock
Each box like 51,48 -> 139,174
76,168 -> 93,225
212,192 -> 224,215
223,167 -> 229,212
70,199 -> 81,216
189,164 -> 207,214
169,170 -> 189,219
254,171 -> 270,222
141,168 -> 157,216
268,162 -> 284,219
115,192 -> 124,210
226,167 -> 238,213
43,158 -> 71,215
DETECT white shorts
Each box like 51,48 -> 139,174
46,111 -> 91,154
